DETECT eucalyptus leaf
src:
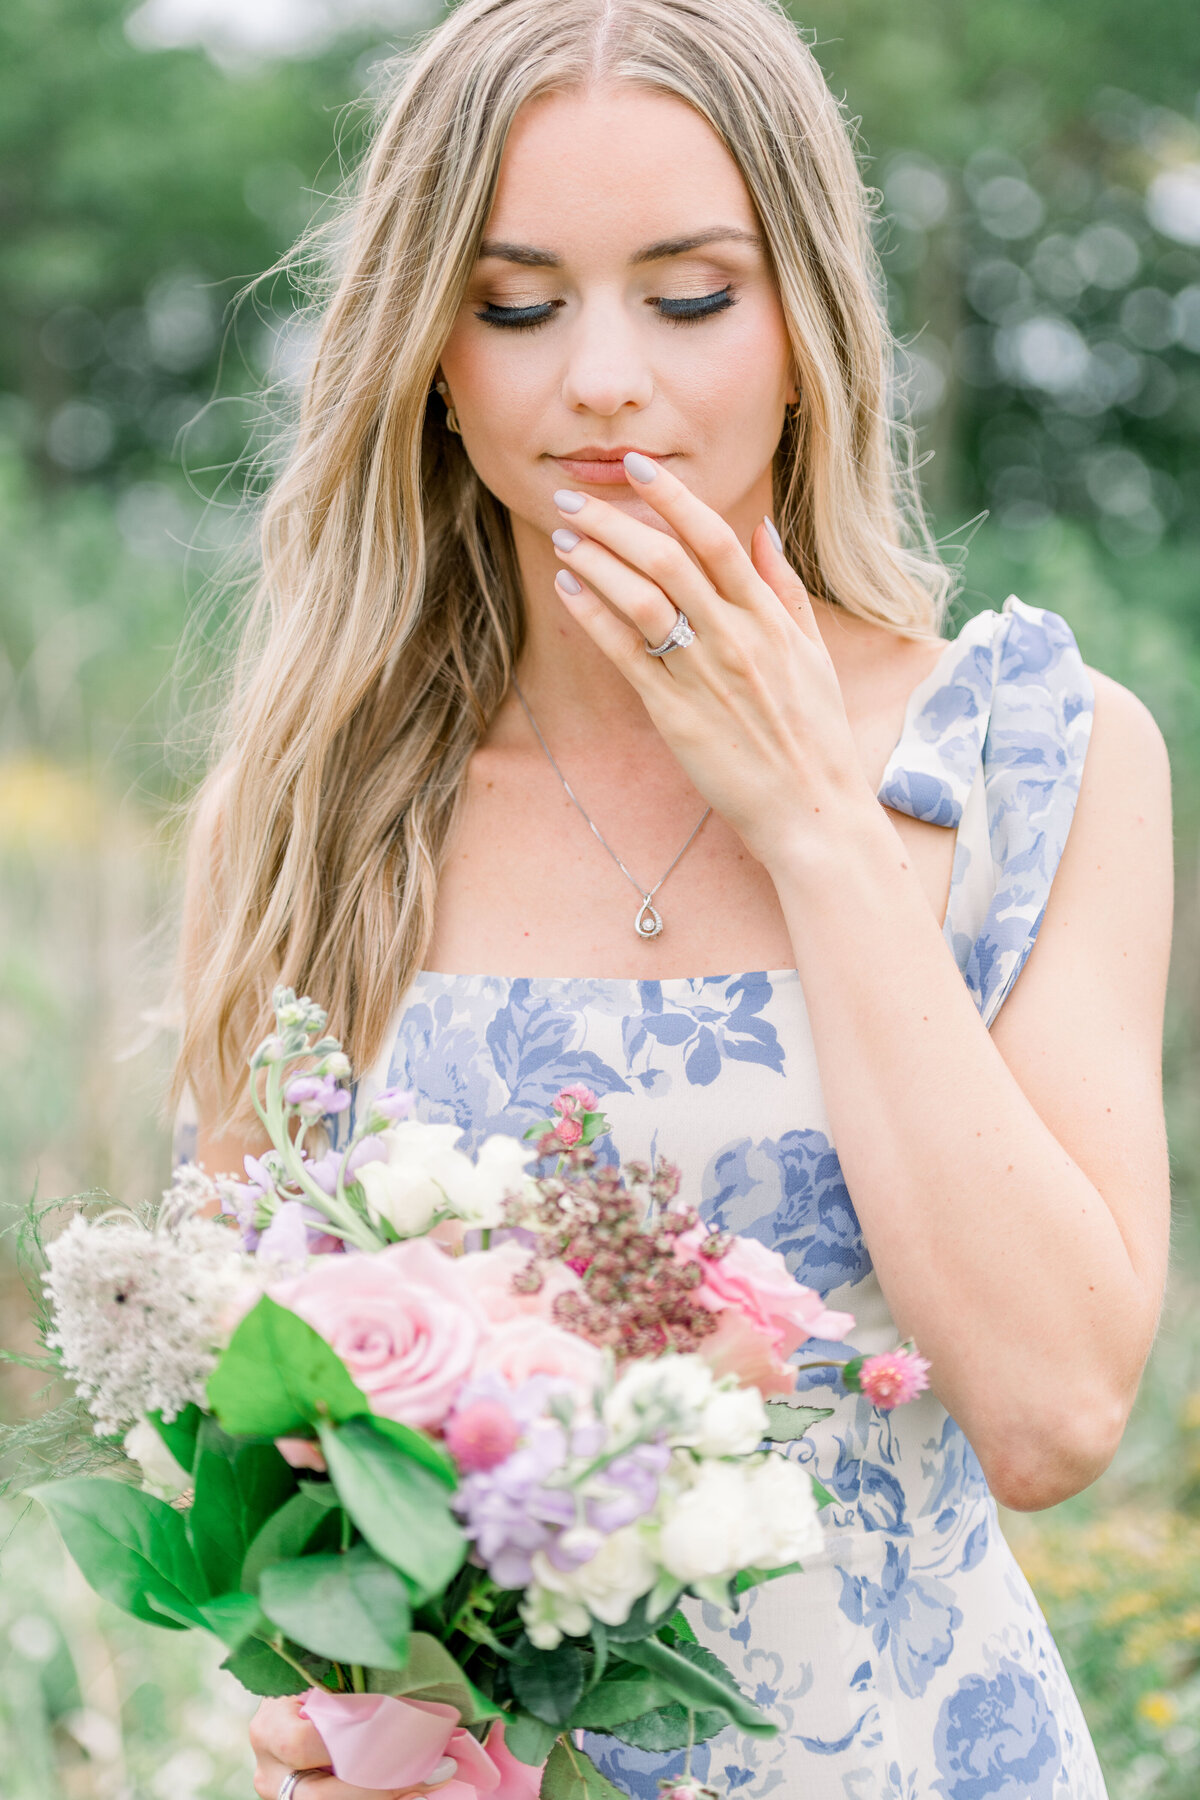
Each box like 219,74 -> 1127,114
189,1417 -> 296,1596
259,1544 -> 412,1668
762,1401 -> 835,1441
147,1403 -> 202,1475
207,1296 -> 368,1438
29,1477 -> 208,1630
317,1416 -> 465,1601
367,1414 -> 457,1489
539,1740 -> 625,1798
241,1490 -> 344,1594
366,1632 -> 501,1722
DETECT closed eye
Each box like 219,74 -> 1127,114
474,287 -> 738,331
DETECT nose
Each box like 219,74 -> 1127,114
559,294 -> 655,419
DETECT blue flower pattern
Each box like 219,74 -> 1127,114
355,599 -> 1104,1797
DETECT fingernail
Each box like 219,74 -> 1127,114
764,516 -> 784,554
554,488 -> 587,513
557,569 -> 582,594
552,528 -> 580,553
623,451 -> 657,483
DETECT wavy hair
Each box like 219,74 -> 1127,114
169,0 -> 951,1137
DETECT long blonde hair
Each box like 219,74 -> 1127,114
170,0 -> 951,1136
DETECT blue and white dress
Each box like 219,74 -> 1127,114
356,597 -> 1107,1798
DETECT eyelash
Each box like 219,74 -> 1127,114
474,286 -> 737,331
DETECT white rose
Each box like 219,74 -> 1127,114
123,1420 -> 190,1497
742,1453 -> 823,1568
657,1461 -> 755,1586
353,1121 -> 471,1236
694,1384 -> 769,1459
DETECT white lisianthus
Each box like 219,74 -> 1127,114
353,1122 -> 472,1236
353,1123 -> 533,1236
450,1134 -> 537,1228
522,1524 -> 659,1648
604,1353 -> 767,1455
123,1420 -> 191,1498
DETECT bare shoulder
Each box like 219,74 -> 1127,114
1073,667 -> 1172,847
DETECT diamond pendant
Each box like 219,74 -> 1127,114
634,896 -> 664,939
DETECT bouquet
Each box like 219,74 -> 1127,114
18,988 -> 929,1799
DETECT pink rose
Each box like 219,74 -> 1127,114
456,1240 -> 582,1325
676,1226 -> 854,1395
481,1315 -> 606,1394
269,1237 -> 482,1430
275,1436 -> 328,1472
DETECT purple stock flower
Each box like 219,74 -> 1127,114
372,1085 -> 415,1121
585,1441 -> 671,1534
284,1074 -> 350,1118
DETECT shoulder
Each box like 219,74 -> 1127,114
1084,666 -> 1171,789
1062,666 -> 1172,898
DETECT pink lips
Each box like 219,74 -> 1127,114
550,446 -> 671,485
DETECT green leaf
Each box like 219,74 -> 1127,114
763,1401 -> 834,1441
199,1591 -> 267,1651
317,1416 -> 465,1602
147,1403 -> 203,1475
219,1637 -> 331,1697
566,1672 -> 675,1731
510,1641 -> 586,1726
603,1593 -> 677,1643
813,1478 -> 836,1509
840,1355 -> 864,1394
617,1637 -> 775,1738
241,1491 -> 344,1594
207,1296 -> 369,1437
665,1608 -> 697,1645
259,1545 -> 412,1669
733,1560 -> 803,1595
29,1477 -> 208,1630
366,1632 -> 501,1722
539,1740 -> 625,1798
368,1415 -> 457,1489
189,1417 -> 297,1596
503,1710 -> 559,1767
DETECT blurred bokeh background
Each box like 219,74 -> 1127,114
1,1 -> 1198,1794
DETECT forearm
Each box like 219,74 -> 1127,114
769,804 -> 1151,1502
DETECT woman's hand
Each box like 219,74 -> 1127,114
550,452 -> 875,873
250,1697 -> 436,1800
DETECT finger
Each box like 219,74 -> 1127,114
553,527 -> 693,650
553,488 -> 725,627
252,1697 -> 334,1773
555,568 -> 675,694
751,518 -> 829,653
255,1748 -> 436,1800
617,453 -> 777,609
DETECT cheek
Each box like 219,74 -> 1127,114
439,325 -> 552,503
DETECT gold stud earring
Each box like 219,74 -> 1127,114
435,379 -> 462,436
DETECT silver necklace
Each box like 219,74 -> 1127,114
512,679 -> 711,939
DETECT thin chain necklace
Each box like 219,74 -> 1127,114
512,678 -> 711,939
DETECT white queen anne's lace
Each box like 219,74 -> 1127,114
43,1201 -> 257,1437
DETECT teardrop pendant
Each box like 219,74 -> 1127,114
634,896 -> 664,939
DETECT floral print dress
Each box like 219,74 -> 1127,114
353,597 -> 1108,1800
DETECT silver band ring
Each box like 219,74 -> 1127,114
645,608 -> 696,657
277,1769 -> 329,1800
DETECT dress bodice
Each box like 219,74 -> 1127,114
346,597 -> 1107,1799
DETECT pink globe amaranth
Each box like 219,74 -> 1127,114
553,1084 -> 597,1115
268,1237 -> 482,1430
859,1347 -> 931,1409
444,1400 -> 521,1472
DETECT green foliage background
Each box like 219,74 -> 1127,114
0,1 -> 1198,1794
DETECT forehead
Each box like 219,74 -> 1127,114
483,85 -> 759,252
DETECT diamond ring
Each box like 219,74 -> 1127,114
645,608 -> 696,657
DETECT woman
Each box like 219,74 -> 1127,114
173,1 -> 1172,1795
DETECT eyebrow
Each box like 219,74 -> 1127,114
476,226 -> 762,268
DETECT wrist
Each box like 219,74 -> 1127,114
761,792 -> 899,896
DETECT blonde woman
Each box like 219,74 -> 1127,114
174,1 -> 1171,1795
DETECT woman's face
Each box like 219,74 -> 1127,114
437,84 -> 796,556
